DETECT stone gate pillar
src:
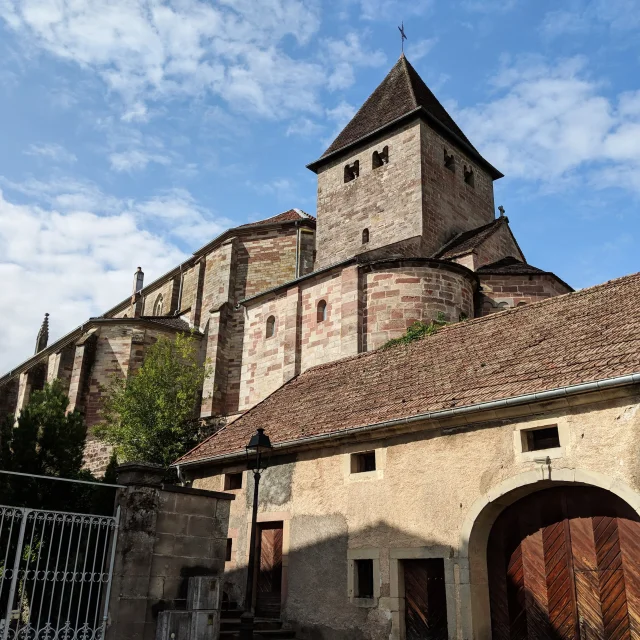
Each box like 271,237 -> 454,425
106,463 -> 234,640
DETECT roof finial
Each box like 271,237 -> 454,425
498,205 -> 506,217
35,313 -> 49,354
398,21 -> 407,55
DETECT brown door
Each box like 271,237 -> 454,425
404,559 -> 448,640
255,522 -> 283,618
488,486 -> 640,640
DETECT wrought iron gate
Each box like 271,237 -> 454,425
0,504 -> 119,640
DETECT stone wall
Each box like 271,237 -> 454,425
420,122 -> 496,256
239,260 -> 475,411
107,463 -> 233,640
471,222 -> 523,269
362,261 -> 475,351
315,121 -> 424,270
190,388 -> 640,640
479,273 -> 572,315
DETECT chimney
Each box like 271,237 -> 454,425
35,313 -> 49,354
133,267 -> 144,294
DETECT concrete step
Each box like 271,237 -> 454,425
219,616 -> 297,639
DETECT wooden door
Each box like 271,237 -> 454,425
404,559 -> 448,640
488,487 -> 640,640
255,522 -> 283,618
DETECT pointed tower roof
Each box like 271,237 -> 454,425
308,55 -> 502,178
35,313 -> 49,354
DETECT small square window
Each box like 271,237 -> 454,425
224,472 -> 243,490
226,538 -> 233,562
523,426 -> 560,452
354,559 -> 374,598
351,451 -> 376,474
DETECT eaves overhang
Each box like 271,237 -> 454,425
174,372 -> 640,470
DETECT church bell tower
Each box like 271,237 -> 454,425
307,55 -> 503,269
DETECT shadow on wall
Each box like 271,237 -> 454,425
221,518 -> 453,640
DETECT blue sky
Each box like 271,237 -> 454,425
1,0 -> 639,371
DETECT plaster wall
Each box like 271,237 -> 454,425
192,391 -> 640,640
315,121 -> 424,269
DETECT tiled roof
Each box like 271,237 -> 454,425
140,316 -> 193,331
434,218 -> 505,260
477,256 -> 548,275
238,209 -> 314,228
320,55 -> 477,160
177,271 -> 640,465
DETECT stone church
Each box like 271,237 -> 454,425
3,56 -> 640,640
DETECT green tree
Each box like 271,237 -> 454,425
95,332 -> 211,468
0,380 -> 111,513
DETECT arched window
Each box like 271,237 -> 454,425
372,145 -> 389,169
362,228 -> 370,244
153,294 -> 164,316
317,300 -> 327,323
464,165 -> 475,187
344,160 -> 359,183
266,315 -> 276,338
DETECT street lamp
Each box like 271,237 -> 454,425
240,428 -> 273,640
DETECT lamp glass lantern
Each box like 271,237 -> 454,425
245,427 -> 272,472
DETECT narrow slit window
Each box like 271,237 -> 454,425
344,160 -> 360,183
317,299 -> 327,323
355,559 -> 374,598
266,315 -> 276,339
224,472 -> 243,490
464,165 -> 475,187
444,148 -> 456,172
372,145 -> 389,169
226,538 -> 233,562
523,426 -> 560,452
351,451 -> 376,474
362,228 -> 370,244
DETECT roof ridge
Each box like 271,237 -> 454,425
400,55 -> 419,110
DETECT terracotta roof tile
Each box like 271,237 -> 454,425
477,256 -> 547,275
177,271 -> 640,465
238,209 -> 314,228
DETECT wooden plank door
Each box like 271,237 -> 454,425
255,522 -> 283,618
404,559 -> 448,640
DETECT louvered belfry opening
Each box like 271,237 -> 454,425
487,486 -> 640,640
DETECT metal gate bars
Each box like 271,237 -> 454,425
0,504 -> 120,640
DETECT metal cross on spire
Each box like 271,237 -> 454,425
398,22 -> 407,54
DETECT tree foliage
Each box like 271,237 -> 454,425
95,332 -> 211,468
0,380 -> 111,513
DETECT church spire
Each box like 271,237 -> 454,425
35,313 -> 49,354
307,55 -> 502,179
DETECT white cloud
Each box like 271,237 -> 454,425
404,38 -> 437,63
541,0 -> 640,38
323,32 -> 386,91
286,117 -> 324,138
457,56 -> 640,192
0,0 -> 330,120
356,0 -> 432,21
109,149 -> 171,173
25,143 -> 77,163
0,177 -> 233,370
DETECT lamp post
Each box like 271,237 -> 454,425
240,428 -> 273,640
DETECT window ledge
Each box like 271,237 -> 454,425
348,469 -> 384,483
351,597 -> 377,608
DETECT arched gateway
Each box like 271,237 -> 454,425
486,486 -> 640,639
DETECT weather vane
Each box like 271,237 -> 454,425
398,22 -> 407,54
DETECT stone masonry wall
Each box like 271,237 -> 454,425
479,273 -> 572,315
420,122 -> 496,256
223,227 -> 303,414
472,222 -> 523,269
363,262 -> 475,351
143,278 -> 176,317
0,376 -> 18,424
300,272 -> 344,373
315,121 -> 423,270
107,465 -> 233,640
